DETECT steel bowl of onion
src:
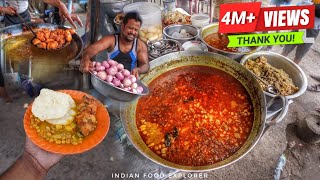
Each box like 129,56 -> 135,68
89,60 -> 150,102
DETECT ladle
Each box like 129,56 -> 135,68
249,71 -> 280,95
6,2 -> 37,37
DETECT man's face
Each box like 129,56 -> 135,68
121,19 -> 141,42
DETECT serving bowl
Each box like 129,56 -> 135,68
191,13 -> 210,28
90,72 -> 149,102
147,39 -> 182,60
199,23 -> 262,61
163,24 -> 198,44
240,51 -> 308,99
182,40 -> 208,51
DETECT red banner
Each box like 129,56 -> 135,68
219,3 -> 315,33
256,5 -> 315,31
219,2 -> 261,33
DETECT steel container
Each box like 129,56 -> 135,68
120,51 -> 288,171
240,51 -> 308,99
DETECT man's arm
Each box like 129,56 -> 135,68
132,39 -> 150,78
0,151 -> 47,180
0,6 -> 16,16
80,36 -> 115,73
43,0 -> 82,28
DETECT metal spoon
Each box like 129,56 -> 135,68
7,2 -> 71,50
6,2 -> 36,37
249,71 -> 280,95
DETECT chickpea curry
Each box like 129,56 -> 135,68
30,95 -> 98,145
136,66 -> 254,166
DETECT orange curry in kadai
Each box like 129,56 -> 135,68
136,66 -> 254,166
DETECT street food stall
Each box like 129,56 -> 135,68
0,0 -> 308,178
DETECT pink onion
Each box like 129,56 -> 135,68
129,75 -> 137,83
105,75 -> 113,83
131,89 -> 138,93
122,69 -> 131,77
137,86 -> 144,93
122,78 -> 132,87
103,63 -> 110,69
102,60 -> 108,66
92,71 -> 98,75
112,78 -> 121,87
95,65 -> 105,72
97,71 -> 107,80
116,63 -> 124,71
106,67 -> 117,76
115,72 -> 124,81
96,62 -> 101,67
108,60 -> 118,66
123,87 -> 130,91
110,65 -> 118,71
131,83 -> 138,89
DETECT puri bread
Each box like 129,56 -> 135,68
46,109 -> 77,125
31,89 -> 75,121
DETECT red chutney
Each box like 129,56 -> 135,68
136,65 -> 254,166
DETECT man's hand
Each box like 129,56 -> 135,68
25,137 -> 64,171
70,14 -> 83,27
131,68 -> 140,79
0,6 -> 16,16
0,137 -> 64,180
80,56 -> 91,73
44,0 -> 82,29
58,4 -> 80,29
